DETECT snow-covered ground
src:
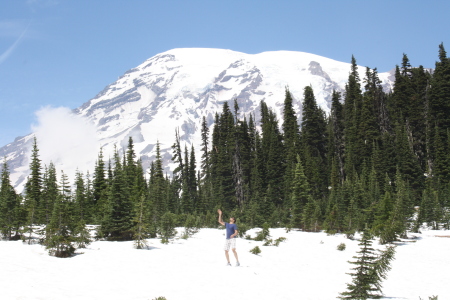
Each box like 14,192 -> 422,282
1,227 -> 448,300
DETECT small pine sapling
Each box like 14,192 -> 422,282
254,222 -> 270,241
46,225 -> 76,258
22,224 -> 37,245
45,194 -> 77,258
194,215 -> 203,231
133,195 -> 149,249
134,231 -> 149,249
36,226 -> 47,245
273,237 -> 286,246
237,222 -> 249,238
250,246 -> 261,255
339,231 -> 396,299
75,220 -> 92,249
285,224 -> 292,233
263,239 -> 273,246
337,243 -> 346,251
345,229 -> 355,240
326,229 -> 337,236
159,212 -> 177,244
183,214 -> 199,238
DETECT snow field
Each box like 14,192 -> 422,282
1,228 -> 448,300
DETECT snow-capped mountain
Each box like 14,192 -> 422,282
0,48 -> 395,190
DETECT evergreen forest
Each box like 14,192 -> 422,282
1,44 -> 450,255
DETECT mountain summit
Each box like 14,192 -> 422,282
0,48 -> 395,189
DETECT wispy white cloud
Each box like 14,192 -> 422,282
0,20 -> 31,65
0,20 -> 31,37
31,106 -> 100,180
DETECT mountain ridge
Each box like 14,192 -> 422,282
0,48 -> 395,190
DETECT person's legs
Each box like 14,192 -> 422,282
224,239 -> 231,264
232,248 -> 239,262
231,238 -> 239,265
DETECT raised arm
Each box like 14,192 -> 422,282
218,209 -> 225,226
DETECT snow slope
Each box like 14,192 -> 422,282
1,228 -> 448,300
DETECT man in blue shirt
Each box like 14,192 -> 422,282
218,209 -> 240,266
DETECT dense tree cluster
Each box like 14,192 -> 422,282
1,44 -> 450,255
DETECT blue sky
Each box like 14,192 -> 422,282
0,0 -> 449,147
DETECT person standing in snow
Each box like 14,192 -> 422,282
218,209 -> 240,266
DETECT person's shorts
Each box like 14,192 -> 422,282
224,238 -> 236,251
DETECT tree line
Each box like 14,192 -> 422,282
1,44 -> 450,255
